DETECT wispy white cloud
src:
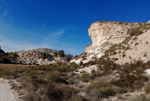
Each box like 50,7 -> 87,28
0,25 -> 81,55
0,0 -> 8,17
43,30 -> 64,43
51,30 -> 64,36
47,30 -> 64,40
0,1 -> 82,55
0,34 -> 51,52
0,20 -> 58,52
2,10 -> 7,16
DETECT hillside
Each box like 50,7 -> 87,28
2,48 -> 73,65
109,24 -> 150,64
68,20 -> 150,101
71,21 -> 150,64
0,48 -> 5,63
1,20 -> 150,101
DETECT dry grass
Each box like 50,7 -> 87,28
84,60 -> 150,100
0,63 -> 87,101
0,63 -> 36,68
1,60 -> 150,101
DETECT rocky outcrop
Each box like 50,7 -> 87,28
11,50 -> 47,64
110,25 -> 150,64
71,21 -> 150,64
85,21 -> 142,58
32,48 -> 73,60
85,21 -> 150,64
147,20 -> 150,24
11,48 -> 73,65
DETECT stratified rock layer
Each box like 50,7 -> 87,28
85,21 -> 141,58
83,21 -> 150,65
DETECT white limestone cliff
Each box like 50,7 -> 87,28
85,21 -> 141,58
71,21 -> 150,64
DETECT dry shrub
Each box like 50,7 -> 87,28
37,83 -> 80,101
130,94 -> 150,101
145,83 -> 150,94
46,70 -> 60,81
87,80 -> 116,100
78,71 -> 91,82
23,92 -> 40,101
111,73 -> 148,90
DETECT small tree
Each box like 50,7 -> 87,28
58,50 -> 65,57
11,52 -> 18,57
54,52 -> 58,57
42,52 -> 47,59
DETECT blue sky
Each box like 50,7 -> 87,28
0,0 -> 149,55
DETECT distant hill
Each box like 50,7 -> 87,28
32,48 -> 57,55
9,48 -> 73,65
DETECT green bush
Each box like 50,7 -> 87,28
111,71 -> 148,90
54,52 -> 58,57
145,83 -> 150,94
88,86 -> 115,99
47,70 -> 60,81
99,87 -> 115,98
80,72 -> 90,78
4,70 -> 13,76
58,50 -> 65,57
68,62 -> 78,71
11,52 -> 18,57
42,52 -> 47,59
88,80 -> 115,99
26,71 -> 43,77
3,70 -> 18,79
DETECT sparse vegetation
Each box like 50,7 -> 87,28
1,57 -> 150,101
1,22 -> 150,101
87,80 -> 116,100
144,52 -> 147,57
99,23 -> 150,62
145,83 -> 150,94
146,41 -> 149,44
135,42 -> 139,46
0,62 -> 84,101
110,61 -> 149,91
122,52 -> 126,57
82,60 -> 150,101
78,71 -> 91,82
46,70 -> 60,81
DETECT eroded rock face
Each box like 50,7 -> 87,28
11,50 -> 45,64
110,28 -> 150,64
71,21 -> 145,64
85,21 -> 141,58
147,20 -> 150,24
